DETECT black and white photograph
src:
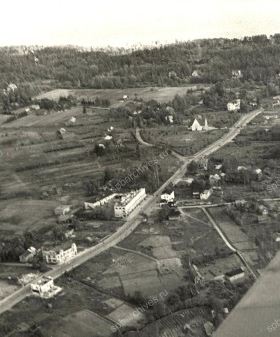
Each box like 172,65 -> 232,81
0,1 -> 280,336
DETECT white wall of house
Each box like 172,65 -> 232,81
200,190 -> 212,200
84,193 -> 117,210
161,191 -> 175,202
43,243 -> 77,264
31,277 -> 54,295
191,119 -> 203,131
114,188 -> 146,218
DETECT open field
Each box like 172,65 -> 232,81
34,85 -> 210,106
106,302 -> 147,328
140,126 -> 226,155
2,106 -> 85,128
0,199 -> 58,236
54,310 -> 113,337
208,207 -> 258,266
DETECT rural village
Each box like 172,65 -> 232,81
0,34 -> 280,337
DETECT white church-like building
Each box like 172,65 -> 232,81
189,118 -> 209,131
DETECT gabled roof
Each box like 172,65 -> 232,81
188,118 -> 201,127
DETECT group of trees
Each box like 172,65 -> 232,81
3,34 -> 280,111
81,97 -> 110,108
0,231 -> 37,262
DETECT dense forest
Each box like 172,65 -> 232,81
2,34 -> 280,111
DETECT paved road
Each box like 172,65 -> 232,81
0,109 -> 263,314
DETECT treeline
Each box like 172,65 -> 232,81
2,35 -> 280,94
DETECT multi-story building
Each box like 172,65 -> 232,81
114,188 -> 146,218
42,242 -> 77,264
84,193 -> 118,210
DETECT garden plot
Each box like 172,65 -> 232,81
0,280 -> 20,300
54,310 -> 113,337
139,235 -> 179,259
140,307 -> 211,337
209,207 -> 258,265
106,303 -> 146,328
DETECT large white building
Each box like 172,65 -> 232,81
114,188 -> 146,218
84,193 -> 118,210
42,243 -> 77,264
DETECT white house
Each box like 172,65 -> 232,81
19,247 -> 37,263
31,276 -> 62,298
165,115 -> 174,123
114,188 -> 146,218
232,70 -> 242,78
255,168 -> 262,176
237,166 -> 247,171
189,118 -> 208,131
161,190 -> 175,202
54,205 -> 71,216
200,189 -> 212,200
30,104 -> 40,110
185,177 -> 194,186
42,243 -> 77,264
227,99 -> 241,112
258,205 -> 268,215
7,83 -> 17,92
68,117 -> 76,124
192,70 -> 200,77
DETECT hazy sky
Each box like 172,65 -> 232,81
2,0 -> 280,47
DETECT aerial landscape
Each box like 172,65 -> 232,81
0,1 -> 280,337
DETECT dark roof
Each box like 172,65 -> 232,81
43,241 -> 75,253
20,251 -> 33,258
188,116 -> 207,127
225,268 -> 244,278
188,118 -> 200,127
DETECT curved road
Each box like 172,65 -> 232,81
0,109 -> 263,314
